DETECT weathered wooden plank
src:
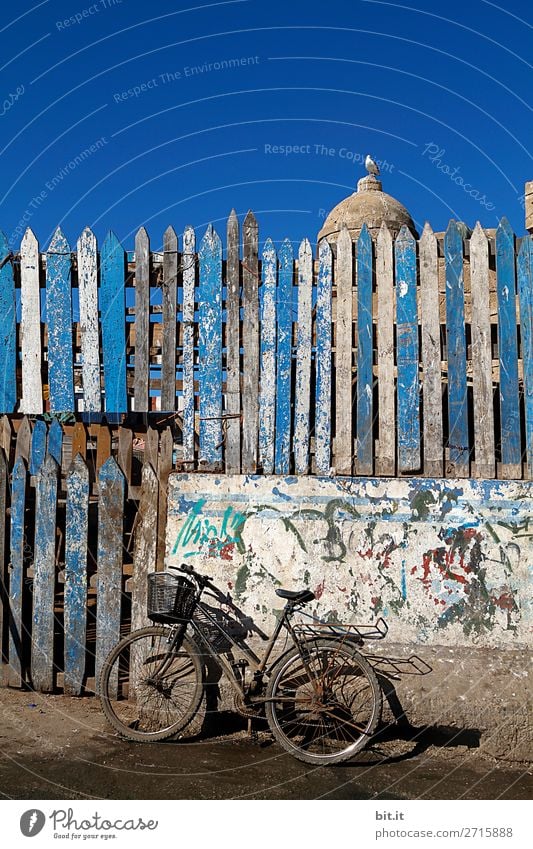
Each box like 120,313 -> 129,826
496,217 -> 521,478
0,451 -> 6,685
376,223 -> 395,476
225,210 -> 241,474
95,423 -> 111,473
396,226 -> 420,473
0,232 -> 16,413
48,417 -> 63,466
470,223 -> 495,478
95,457 -> 125,696
0,416 -> 11,463
444,220 -> 469,477
20,228 -> 43,414
31,454 -> 58,693
117,426 -> 132,484
294,239 -> 313,474
315,239 -> 332,475
182,225 -> 196,463
134,227 -> 150,412
156,427 -> 173,571
144,426 -> 159,470
161,226 -> 178,411
72,422 -> 87,461
242,210 -> 259,473
64,455 -> 89,695
8,457 -> 26,687
15,416 -> 31,463
100,231 -> 127,412
132,463 -> 158,633
518,236 -> 533,479
30,419 -> 47,477
198,225 -> 223,470
356,224 -> 373,475
77,227 -> 101,412
419,223 -> 443,477
46,228 -> 74,412
275,239 -> 293,475
335,226 -> 353,475
259,238 -> 277,474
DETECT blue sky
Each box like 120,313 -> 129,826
1,0 -> 531,251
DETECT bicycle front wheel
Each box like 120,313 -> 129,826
99,626 -> 204,742
265,639 -> 382,765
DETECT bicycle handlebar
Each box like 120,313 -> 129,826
169,561 -> 212,587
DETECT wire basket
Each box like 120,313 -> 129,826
193,606 -> 249,653
147,572 -> 197,623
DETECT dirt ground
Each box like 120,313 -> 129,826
0,687 -> 531,801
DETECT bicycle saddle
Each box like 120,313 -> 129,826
275,588 -> 315,603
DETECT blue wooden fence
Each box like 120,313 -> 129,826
0,213 -> 530,482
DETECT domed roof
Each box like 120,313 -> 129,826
318,174 -> 418,245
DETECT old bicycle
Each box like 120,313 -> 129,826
99,563 -> 387,765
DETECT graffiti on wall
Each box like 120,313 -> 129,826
167,476 -> 532,648
171,497 -> 246,560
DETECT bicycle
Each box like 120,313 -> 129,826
99,563 -> 387,765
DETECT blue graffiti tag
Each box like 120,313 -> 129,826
171,498 -> 247,558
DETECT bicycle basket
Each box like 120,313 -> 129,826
146,572 -> 197,623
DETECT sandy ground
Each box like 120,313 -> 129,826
0,687 -> 531,801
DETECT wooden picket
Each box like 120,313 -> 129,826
294,239 -> 313,475
335,226 -> 354,476
64,455 -> 89,695
131,463 -> 158,633
0,231 -> 16,413
30,419 -> 47,476
100,232 -> 127,413
376,222 -> 395,477
8,457 -> 26,687
161,227 -> 178,412
77,228 -> 101,412
496,218 -> 521,478
396,225 -> 420,473
48,418 -> 63,466
134,227 -> 150,413
356,224 -> 373,476
315,239 -> 332,475
31,454 -> 58,692
419,223 -> 443,478
95,457 -> 124,695
470,223 -> 495,478
182,225 -> 196,463
46,228 -> 74,413
259,238 -> 277,475
225,211 -> 241,474
198,226 -> 223,470
242,211 -> 259,473
445,220 -> 469,477
20,229 -> 43,414
274,239 -> 293,475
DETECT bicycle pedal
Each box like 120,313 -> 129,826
247,719 -> 259,743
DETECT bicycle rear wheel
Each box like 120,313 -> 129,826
99,626 -> 204,742
265,639 -> 382,765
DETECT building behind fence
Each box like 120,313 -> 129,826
0,173 -> 532,697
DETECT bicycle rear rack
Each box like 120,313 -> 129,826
292,616 -> 388,643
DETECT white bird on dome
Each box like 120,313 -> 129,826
365,155 -> 380,176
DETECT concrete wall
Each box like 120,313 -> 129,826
166,474 -> 532,760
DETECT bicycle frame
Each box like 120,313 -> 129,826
161,587 -> 314,703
